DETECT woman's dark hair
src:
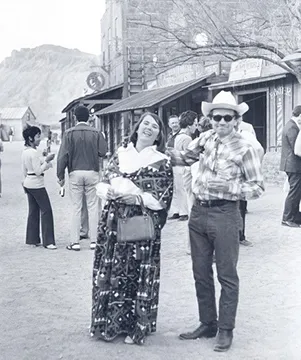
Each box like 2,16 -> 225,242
198,116 -> 212,132
129,112 -> 166,153
179,110 -> 197,129
23,125 -> 41,146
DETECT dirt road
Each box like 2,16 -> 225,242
1,141 -> 301,360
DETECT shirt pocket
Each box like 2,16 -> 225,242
216,156 -> 241,180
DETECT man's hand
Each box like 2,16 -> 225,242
58,179 -> 65,187
165,147 -> 178,165
116,194 -> 137,205
165,147 -> 174,157
207,178 -> 230,192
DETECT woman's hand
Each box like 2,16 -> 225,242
45,153 -> 55,163
116,194 -> 138,205
107,186 -> 117,200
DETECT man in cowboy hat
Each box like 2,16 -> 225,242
167,91 -> 264,352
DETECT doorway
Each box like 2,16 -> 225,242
239,91 -> 267,150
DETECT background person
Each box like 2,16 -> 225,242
168,113 -> 192,221
166,115 -> 180,148
194,115 -> 212,138
280,105 -> 301,227
90,112 -> 173,345
21,125 -> 56,249
166,115 -> 183,220
57,105 -> 107,251
80,131 -> 107,241
236,118 -> 264,247
0,138 -> 3,198
9,127 -> 14,142
176,110 -> 198,252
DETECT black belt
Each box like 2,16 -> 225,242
27,173 -> 44,177
195,199 -> 237,208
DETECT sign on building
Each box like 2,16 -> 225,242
146,62 -> 220,89
228,59 -> 263,82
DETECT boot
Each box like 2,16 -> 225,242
179,322 -> 217,340
214,329 -> 233,352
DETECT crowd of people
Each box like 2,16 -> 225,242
16,90 -> 301,352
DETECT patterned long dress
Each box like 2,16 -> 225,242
90,151 -> 173,344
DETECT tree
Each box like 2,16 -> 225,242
132,0 -> 301,82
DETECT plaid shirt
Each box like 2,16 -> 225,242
170,129 -> 264,201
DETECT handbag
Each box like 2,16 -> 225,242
116,195 -> 156,243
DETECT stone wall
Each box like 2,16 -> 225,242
262,151 -> 286,185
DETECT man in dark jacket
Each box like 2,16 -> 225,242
280,105 -> 301,227
57,105 -> 107,250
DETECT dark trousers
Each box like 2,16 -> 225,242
189,201 -> 241,330
25,187 -> 55,247
239,200 -> 247,241
282,172 -> 301,223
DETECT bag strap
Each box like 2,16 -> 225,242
136,195 -> 148,215
121,195 -> 147,218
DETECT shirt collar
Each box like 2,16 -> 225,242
179,128 -> 189,135
213,130 -> 236,144
122,142 -> 167,157
127,142 -> 157,154
292,118 -> 300,128
76,122 -> 89,126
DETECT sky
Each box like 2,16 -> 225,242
0,0 -> 106,62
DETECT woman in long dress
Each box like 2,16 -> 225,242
90,112 -> 173,345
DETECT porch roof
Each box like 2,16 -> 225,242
61,84 -> 123,113
95,74 -> 214,116
208,68 -> 290,90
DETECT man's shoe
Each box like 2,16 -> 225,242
90,242 -> 96,250
239,239 -> 253,247
179,215 -> 189,221
168,213 -> 180,220
281,220 -> 301,228
80,235 -> 89,240
214,329 -> 233,352
179,323 -> 217,340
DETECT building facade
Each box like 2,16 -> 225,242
97,0 -> 229,153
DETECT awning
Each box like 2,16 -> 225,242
208,72 -> 289,91
62,84 -> 123,113
95,74 -> 214,116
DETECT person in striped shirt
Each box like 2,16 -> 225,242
167,91 -> 264,352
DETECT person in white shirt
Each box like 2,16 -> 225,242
238,120 -> 256,137
236,118 -> 264,247
0,138 -> 3,198
21,126 -> 56,249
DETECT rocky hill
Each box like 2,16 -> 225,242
0,45 -> 99,126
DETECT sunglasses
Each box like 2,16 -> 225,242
212,115 -> 236,122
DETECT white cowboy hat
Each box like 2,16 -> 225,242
202,91 -> 249,117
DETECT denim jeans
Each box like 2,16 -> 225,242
189,200 -> 241,330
